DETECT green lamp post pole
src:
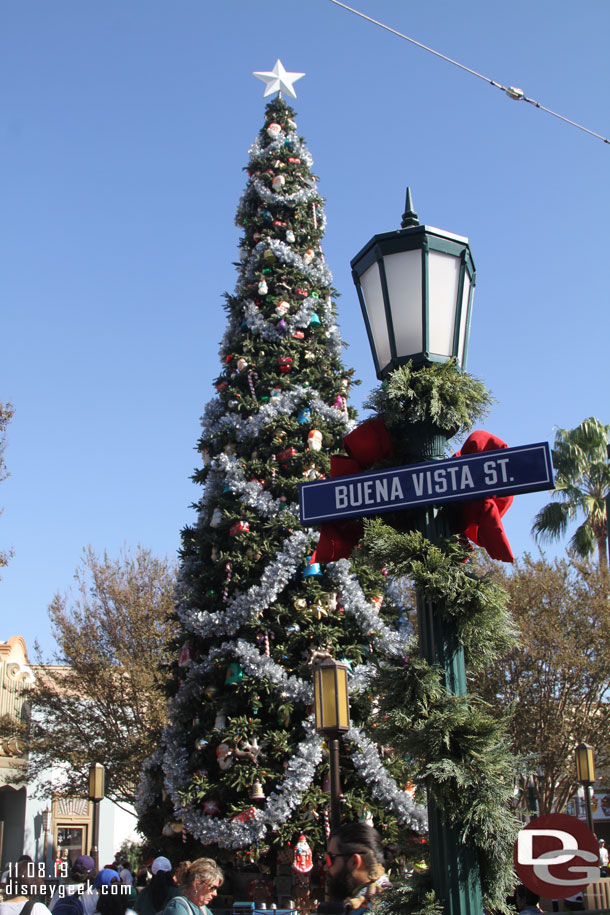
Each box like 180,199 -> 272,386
351,189 -> 483,915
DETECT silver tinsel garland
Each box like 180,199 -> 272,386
346,725 -> 428,831
162,715 -> 323,847
176,530 -> 311,638
328,559 -> 410,658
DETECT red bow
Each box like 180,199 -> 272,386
311,419 -> 392,563
310,422 -> 514,564
453,431 -> 514,562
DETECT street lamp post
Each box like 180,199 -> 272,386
41,807 -> 52,873
88,763 -> 105,870
576,742 -> 596,834
351,189 -> 483,915
313,657 -> 351,831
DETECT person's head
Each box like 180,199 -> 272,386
72,855 -> 96,883
175,858 -> 223,908
325,823 -> 385,902
514,885 -> 540,911
600,839 -> 606,847
94,869 -> 126,915
149,858 -> 175,910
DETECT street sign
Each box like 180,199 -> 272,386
299,442 -> 553,526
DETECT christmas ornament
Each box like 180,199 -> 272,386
249,780 -> 265,800
195,737 -> 208,750
203,684 -> 218,699
253,60 -> 305,100
307,429 -> 323,451
277,356 -> 293,373
293,329 -> 305,340
210,507 -> 222,528
275,301 -> 290,316
292,834 -> 313,873
237,357 -> 248,372
286,229 -> 295,243
309,313 -> 321,326
216,743 -> 233,770
277,447 -> 297,463
224,442 -> 237,455
222,562 -> 232,602
234,737 -> 263,763
271,385 -> 282,398
303,556 -> 322,579
229,520 -> 250,536
178,641 -> 193,667
297,407 -> 311,424
310,603 -> 327,620
265,121 -> 282,137
202,799 -> 221,816
231,806 -> 257,824
247,371 -> 259,399
200,447 -> 211,466
303,249 -> 315,265
272,175 -> 286,191
225,662 -> 244,685
213,711 -> 227,730
258,280 -> 268,295
263,248 -> 276,263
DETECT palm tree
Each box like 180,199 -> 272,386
532,417 -> 610,568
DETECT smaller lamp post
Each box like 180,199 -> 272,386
88,763 -> 105,870
576,743 -> 595,833
313,658 -> 350,831
41,807 -> 52,873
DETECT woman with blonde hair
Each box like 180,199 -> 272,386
160,860 -> 223,915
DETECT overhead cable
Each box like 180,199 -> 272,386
328,0 -> 609,146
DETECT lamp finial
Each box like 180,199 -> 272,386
401,187 -> 420,228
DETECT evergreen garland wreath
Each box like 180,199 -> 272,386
357,365 -> 519,914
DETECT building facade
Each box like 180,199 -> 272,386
0,636 -> 139,872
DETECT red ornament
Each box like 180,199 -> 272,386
231,806 -> 257,824
276,447 -> 297,463
229,521 -> 250,536
277,356 -> 293,373
293,330 -> 305,340
292,834 -> 313,873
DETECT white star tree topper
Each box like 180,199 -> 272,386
253,59 -> 305,99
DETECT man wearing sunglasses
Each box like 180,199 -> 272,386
324,823 -> 390,915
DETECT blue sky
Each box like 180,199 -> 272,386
2,0 -> 609,657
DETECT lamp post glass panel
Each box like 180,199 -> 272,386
88,763 -> 105,869
313,659 -> 350,831
576,743 -> 596,833
351,190 -> 483,915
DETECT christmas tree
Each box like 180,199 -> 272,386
138,65 -> 426,889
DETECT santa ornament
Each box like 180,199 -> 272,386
292,834 -> 313,874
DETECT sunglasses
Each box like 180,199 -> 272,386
325,852 -> 349,867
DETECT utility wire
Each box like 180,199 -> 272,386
328,0 -> 609,146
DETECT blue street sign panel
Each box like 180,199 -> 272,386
299,442 -> 554,526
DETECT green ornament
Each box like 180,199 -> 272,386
311,291 -> 319,299
225,661 -> 244,685
260,396 -> 270,403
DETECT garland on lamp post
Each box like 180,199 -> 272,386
356,364 -> 520,915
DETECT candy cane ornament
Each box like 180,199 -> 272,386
223,562 -> 232,603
